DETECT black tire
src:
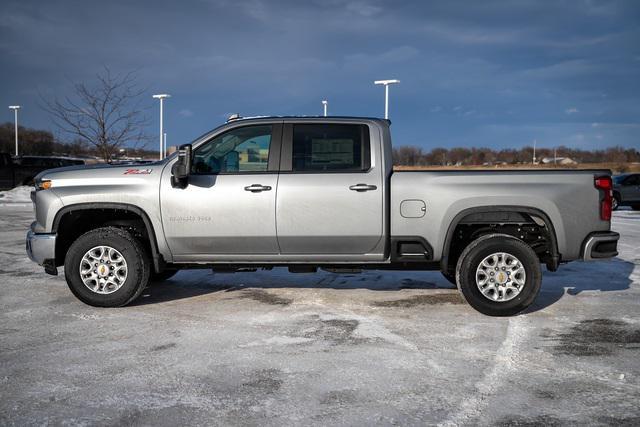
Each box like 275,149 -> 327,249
441,270 -> 457,286
631,203 -> 640,211
151,268 -> 179,282
64,227 -> 151,307
455,233 -> 541,316
612,194 -> 620,211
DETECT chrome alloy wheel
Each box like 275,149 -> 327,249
79,246 -> 128,294
475,252 -> 526,302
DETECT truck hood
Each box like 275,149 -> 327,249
34,162 -> 166,189
35,162 -> 164,181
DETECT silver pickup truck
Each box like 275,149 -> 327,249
26,116 -> 619,316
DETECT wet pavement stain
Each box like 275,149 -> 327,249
237,289 -> 292,306
241,369 -> 283,393
298,316 -> 368,346
550,318 -> 640,356
372,293 -> 464,307
151,343 -> 177,352
495,414 -> 564,427
533,389 -> 557,399
597,416 -> 640,426
320,389 -> 357,405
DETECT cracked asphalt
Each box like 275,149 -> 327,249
1,202 -> 639,426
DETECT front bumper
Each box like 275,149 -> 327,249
582,231 -> 619,261
26,222 -> 56,267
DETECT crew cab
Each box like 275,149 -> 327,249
26,117 -> 619,316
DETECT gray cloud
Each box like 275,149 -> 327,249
1,0 -> 639,149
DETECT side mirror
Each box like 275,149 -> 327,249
171,144 -> 192,188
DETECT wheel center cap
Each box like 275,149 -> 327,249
97,264 -> 109,277
496,271 -> 508,284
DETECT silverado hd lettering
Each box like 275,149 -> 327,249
26,116 -> 619,316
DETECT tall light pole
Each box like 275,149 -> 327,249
8,106 -> 20,156
321,100 -> 328,117
152,94 -> 170,160
374,79 -> 400,119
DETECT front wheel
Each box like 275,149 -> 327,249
64,227 -> 151,307
455,234 -> 541,316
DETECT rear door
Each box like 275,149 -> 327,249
275,122 -> 385,258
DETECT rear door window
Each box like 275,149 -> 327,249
291,124 -> 370,172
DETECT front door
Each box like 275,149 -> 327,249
275,122 -> 385,258
161,123 -> 282,260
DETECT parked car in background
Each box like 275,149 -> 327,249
613,174 -> 640,210
0,153 -> 86,190
26,116 -> 619,316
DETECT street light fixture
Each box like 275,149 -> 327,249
321,100 -> 328,117
374,79 -> 400,120
152,94 -> 171,160
8,106 -> 21,156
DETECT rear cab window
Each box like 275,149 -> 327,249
286,123 -> 371,172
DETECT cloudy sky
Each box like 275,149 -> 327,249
1,0 -> 639,150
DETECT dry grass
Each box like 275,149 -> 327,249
393,163 -> 640,174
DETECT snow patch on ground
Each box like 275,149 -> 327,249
0,186 -> 32,205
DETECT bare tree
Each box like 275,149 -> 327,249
42,68 -> 150,161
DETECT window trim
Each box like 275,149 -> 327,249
190,123 -> 282,176
279,123 -> 372,174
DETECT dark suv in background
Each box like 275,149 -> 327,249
613,173 -> 640,210
0,153 -> 86,190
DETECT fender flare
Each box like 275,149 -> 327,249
52,202 -> 163,272
440,205 -> 560,271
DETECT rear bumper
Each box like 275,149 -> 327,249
26,222 -> 56,266
582,231 -> 619,261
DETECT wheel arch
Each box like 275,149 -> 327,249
52,202 -> 163,272
440,205 -> 560,272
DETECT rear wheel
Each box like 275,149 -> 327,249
632,203 -> 640,211
64,227 -> 151,307
455,234 -> 541,316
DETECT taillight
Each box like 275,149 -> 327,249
595,176 -> 612,221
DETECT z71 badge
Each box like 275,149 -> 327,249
124,169 -> 153,175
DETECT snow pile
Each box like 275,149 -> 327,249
0,186 -> 33,205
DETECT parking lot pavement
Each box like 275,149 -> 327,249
1,203 -> 639,426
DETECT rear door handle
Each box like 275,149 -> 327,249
349,183 -> 377,192
244,184 -> 272,192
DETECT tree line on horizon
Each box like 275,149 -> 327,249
392,145 -> 640,166
0,123 -> 155,160
1,121 -> 639,165
2,68 -> 638,166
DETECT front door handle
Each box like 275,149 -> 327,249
349,183 -> 377,192
244,184 -> 272,192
